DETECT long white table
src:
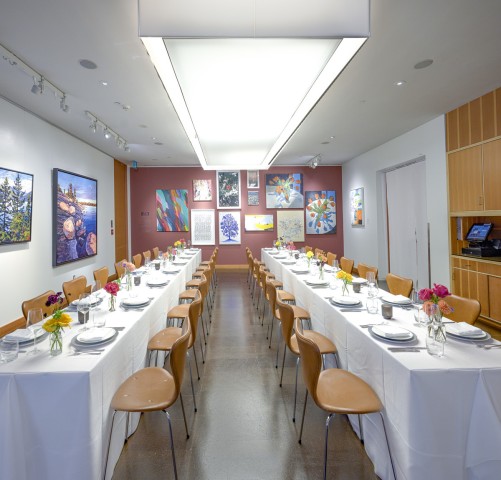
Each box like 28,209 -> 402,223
263,250 -> 501,480
0,251 -> 201,480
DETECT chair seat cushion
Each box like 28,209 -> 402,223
167,304 -> 190,318
290,330 -> 337,356
186,279 -> 202,288
148,327 -> 182,351
179,289 -> 198,300
277,291 -> 295,303
111,367 -> 176,412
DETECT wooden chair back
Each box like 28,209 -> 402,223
22,290 -> 57,320
386,273 -> 413,297
115,259 -> 126,278
358,263 -> 378,280
445,294 -> 481,325
326,252 -> 337,266
62,275 -> 87,304
340,257 -> 354,275
93,267 -> 109,287
132,253 -> 142,268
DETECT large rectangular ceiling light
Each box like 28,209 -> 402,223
140,0 -> 370,170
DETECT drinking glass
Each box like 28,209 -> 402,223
0,339 -> 19,363
90,282 -> 101,325
332,259 -> 340,272
366,271 -> 376,285
366,296 -> 378,314
26,308 -> 43,355
77,293 -> 91,330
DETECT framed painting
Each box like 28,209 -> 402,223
156,189 -> 189,232
247,170 -> 259,188
277,210 -> 304,242
247,191 -> 259,206
265,173 -> 303,208
193,179 -> 212,201
218,211 -> 241,244
350,187 -> 364,227
217,171 -> 240,209
305,190 -> 336,234
52,168 -> 97,266
0,166 -> 34,245
244,214 -> 273,232
191,209 -> 215,245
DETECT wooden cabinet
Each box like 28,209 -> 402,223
483,139 -> 501,211
448,146 -> 483,212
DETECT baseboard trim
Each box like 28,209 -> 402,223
216,265 -> 247,271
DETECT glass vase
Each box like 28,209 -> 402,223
426,309 -> 446,357
342,281 -> 349,296
319,267 -> 324,281
109,295 -> 116,312
49,329 -> 63,356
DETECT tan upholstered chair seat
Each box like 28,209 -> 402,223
277,291 -> 295,303
290,331 -> 337,356
148,327 -> 183,352
167,304 -> 190,319
186,278 -> 202,288
275,305 -> 310,320
111,367 -> 176,413
179,289 -> 198,301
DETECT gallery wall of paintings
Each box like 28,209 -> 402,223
129,165 -> 344,266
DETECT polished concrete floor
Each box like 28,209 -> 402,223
112,270 -> 379,479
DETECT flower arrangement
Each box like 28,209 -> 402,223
43,292 -> 71,355
317,253 -> 327,280
174,238 -> 186,249
336,270 -> 353,295
418,284 -> 453,317
286,241 -> 295,251
123,261 -> 136,273
306,249 -> 314,267
274,240 -> 281,248
104,281 -> 120,311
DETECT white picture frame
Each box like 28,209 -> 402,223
217,171 -> 241,209
190,209 -> 215,245
218,211 -> 241,245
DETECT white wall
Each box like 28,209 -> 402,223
0,98 -> 115,325
343,115 -> 450,286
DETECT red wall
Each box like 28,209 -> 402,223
130,166 -> 344,265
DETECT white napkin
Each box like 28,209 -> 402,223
372,325 -> 412,339
381,293 -> 411,304
77,327 -> 115,343
305,276 -> 329,285
446,322 -> 485,337
331,295 -> 359,305
147,276 -> 168,286
351,277 -> 367,284
5,328 -> 36,342
122,296 -> 149,306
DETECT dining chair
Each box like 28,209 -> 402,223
22,290 -> 57,320
276,301 -> 337,422
199,247 -> 218,286
305,246 -> 313,253
260,271 -> 282,324
179,275 -> 210,343
326,252 -> 337,266
314,248 -> 325,258
104,322 -> 191,480
93,266 -> 109,288
294,317 -> 395,480
132,253 -> 142,269
143,250 -> 151,264
386,272 -> 413,297
339,256 -> 354,274
444,294 -> 481,324
114,259 -> 127,279
152,246 -> 159,259
357,263 -> 378,280
62,275 -> 87,305
148,293 -> 203,413
246,248 -> 254,285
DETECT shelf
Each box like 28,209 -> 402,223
450,211 -> 501,217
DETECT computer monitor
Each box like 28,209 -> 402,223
465,223 -> 494,243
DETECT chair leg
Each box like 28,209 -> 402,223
298,390 -> 308,444
323,413 -> 334,480
192,345 -> 201,380
275,327 -> 282,368
293,357 -> 300,422
379,412 -> 397,480
359,414 -> 364,443
268,315 -> 275,346
103,410 -> 117,480
187,352 -> 197,413
179,392 -> 190,439
279,342 -> 287,386
164,410 -> 178,480
199,334 -> 205,364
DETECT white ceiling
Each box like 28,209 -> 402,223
1,0 -> 501,168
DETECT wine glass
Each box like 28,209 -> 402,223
90,281 -> 101,324
332,259 -> 340,273
77,293 -> 91,330
26,308 -> 43,355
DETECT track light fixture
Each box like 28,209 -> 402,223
59,94 -> 69,113
308,154 -> 321,169
86,111 -> 129,152
31,76 -> 44,95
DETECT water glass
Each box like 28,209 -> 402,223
426,325 -> 445,357
26,308 -> 43,355
332,259 -> 339,272
0,339 -> 19,363
413,309 -> 430,327
366,297 -> 378,314
77,293 -> 91,329
93,312 -> 106,328
134,275 -> 141,286
366,271 -> 376,286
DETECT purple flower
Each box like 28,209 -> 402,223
432,283 -> 450,299
418,288 -> 433,301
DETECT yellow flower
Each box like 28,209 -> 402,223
306,251 -> 314,259
336,270 -> 353,283
275,240 -> 281,247
43,312 -> 72,332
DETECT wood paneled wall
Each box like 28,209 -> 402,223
114,160 -> 128,263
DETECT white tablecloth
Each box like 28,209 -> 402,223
263,250 -> 501,480
0,251 -> 201,480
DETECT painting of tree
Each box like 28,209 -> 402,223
218,211 -> 241,244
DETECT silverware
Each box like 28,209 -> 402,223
388,347 -> 426,352
340,309 -> 364,312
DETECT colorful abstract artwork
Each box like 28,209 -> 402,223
0,166 -> 33,245
277,210 -> 304,242
219,211 -> 241,244
156,189 -> 189,232
350,187 -> 364,227
53,169 -> 97,266
265,173 -> 303,208
244,214 -> 273,232
193,179 -> 212,201
247,191 -> 259,206
305,190 -> 336,234
217,171 -> 240,208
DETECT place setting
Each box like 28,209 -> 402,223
120,295 -> 152,312
70,327 -> 119,354
329,294 -> 363,309
380,292 -> 414,309
445,321 -> 493,345
303,275 -> 330,288
146,274 -> 170,288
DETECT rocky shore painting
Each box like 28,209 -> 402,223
53,169 -> 97,266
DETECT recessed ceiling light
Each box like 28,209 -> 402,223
151,136 -> 157,140
393,80 -> 407,87
79,59 -> 97,69
101,81 -> 108,86
414,59 -> 433,70
330,136 -> 335,139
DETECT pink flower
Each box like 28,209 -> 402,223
432,283 -> 450,299
104,282 -> 120,296
418,288 -> 433,301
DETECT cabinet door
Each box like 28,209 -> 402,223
483,139 -> 501,210
448,146 -> 483,212
488,276 -> 501,321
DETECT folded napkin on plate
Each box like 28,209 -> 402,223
122,296 -> 149,306
382,293 -> 411,304
5,328 -> 35,342
446,322 -> 484,337
372,325 -> 411,339
331,295 -> 359,305
148,277 -> 168,286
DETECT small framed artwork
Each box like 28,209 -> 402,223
277,210 -> 305,242
156,189 -> 189,232
218,211 -> 241,244
350,187 -> 364,227
244,214 -> 273,232
193,179 -> 212,201
53,168 -> 97,266
217,171 -> 240,209
0,166 -> 34,245
191,209 -> 216,245
248,191 -> 259,206
247,170 -> 259,188
305,190 -> 336,234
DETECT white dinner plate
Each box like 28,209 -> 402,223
330,295 -> 360,306
76,327 -> 116,344
72,298 -> 101,307
445,325 -> 490,342
281,260 -> 296,265
163,268 -> 181,274
305,277 -> 330,286
291,268 -> 309,274
122,296 -> 150,306
381,294 -> 413,306
369,325 -> 416,343
147,277 -> 169,287
4,328 -> 47,345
